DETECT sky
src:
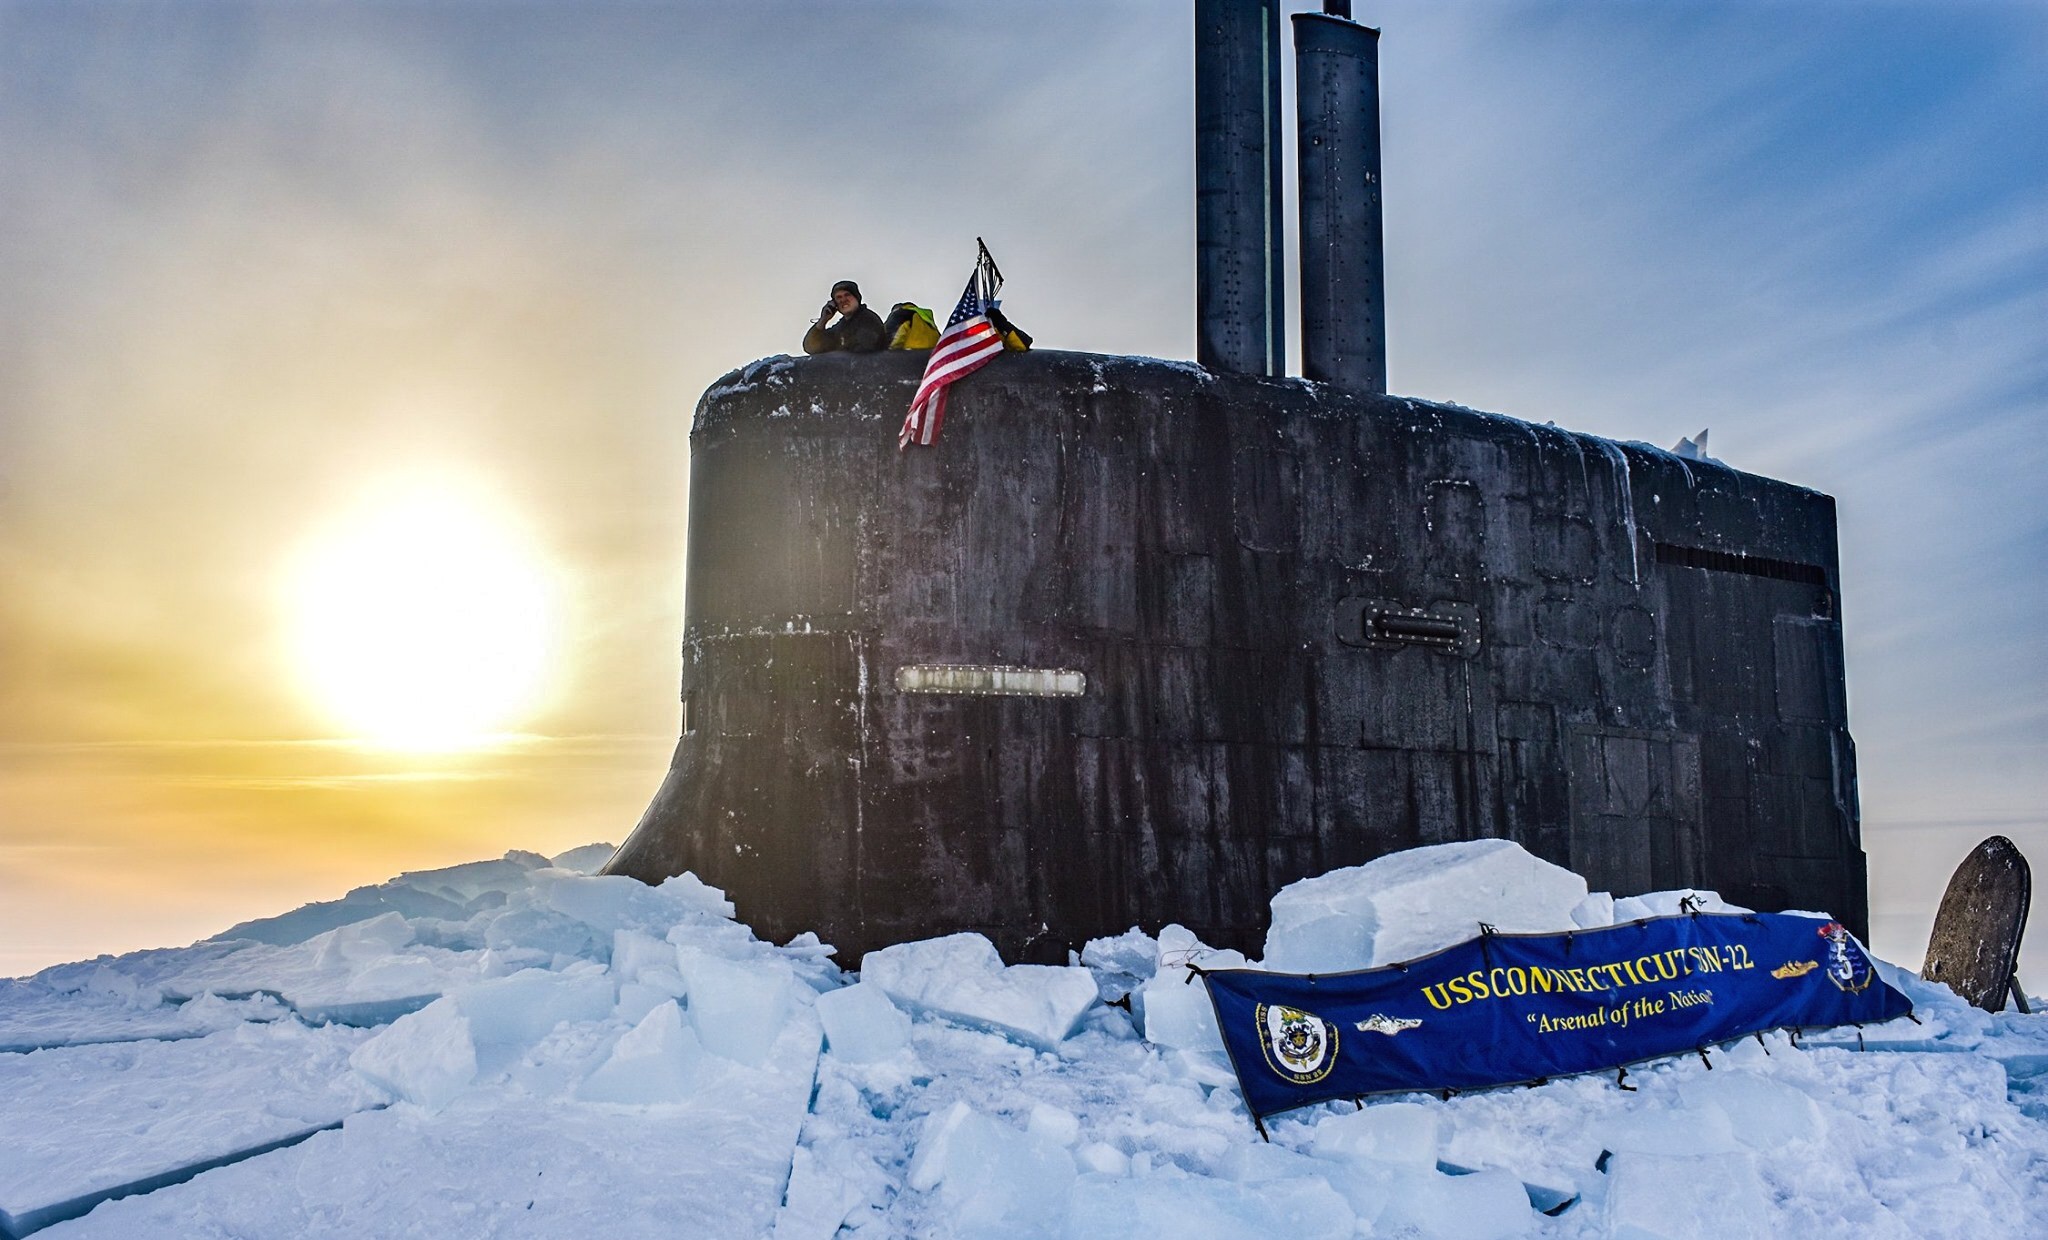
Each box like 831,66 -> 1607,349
1,0 -> 2042,982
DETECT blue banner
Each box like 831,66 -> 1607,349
1200,913 -> 1912,1120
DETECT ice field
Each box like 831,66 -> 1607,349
3,840 -> 2045,1239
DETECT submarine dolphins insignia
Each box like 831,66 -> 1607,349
1255,1003 -> 1339,1084
1771,959 -> 1819,980
1355,1013 -> 1422,1036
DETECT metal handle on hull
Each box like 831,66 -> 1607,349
1338,597 -> 1480,656
1367,611 -> 1463,647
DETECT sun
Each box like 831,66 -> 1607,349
285,478 -> 560,751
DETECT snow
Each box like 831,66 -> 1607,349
49,1021 -> 822,1239
1679,1068 -> 1825,1150
0,1020 -> 382,1236
1605,1152 -> 1769,1240
1609,888 -> 1748,921
167,909 -> 496,1027
209,850 -> 555,946
1066,1170 -> 1355,1239
0,978 -> 289,1054
1668,429 -> 1723,466
2,843 -> 2045,1239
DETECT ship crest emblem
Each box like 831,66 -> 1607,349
1355,1013 -> 1422,1036
1255,1003 -> 1338,1084
1771,959 -> 1819,980
1818,922 -> 1874,993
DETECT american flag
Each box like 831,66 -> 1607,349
900,242 -> 1007,449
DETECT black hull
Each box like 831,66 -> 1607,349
607,350 -> 1866,963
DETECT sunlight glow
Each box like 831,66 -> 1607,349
286,478 -> 560,751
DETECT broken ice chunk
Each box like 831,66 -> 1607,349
312,911 -> 415,970
481,906 -> 606,960
1265,841 -> 1588,972
773,1145 -> 875,1240
344,954 -> 446,999
1375,1166 -> 1535,1240
1570,891 -> 1616,929
1025,1103 -> 1081,1147
1669,429 -> 1719,464
861,933 -> 1099,1052
348,997 -> 477,1110
450,968 -> 614,1049
1310,1101 -> 1442,1168
1217,1141 -> 1331,1184
548,842 -> 617,873
909,1103 -> 1077,1235
1080,927 -> 1161,1001
1132,925 -> 1249,1058
815,980 -> 910,1063
611,928 -> 681,983
1081,927 -> 1159,978
577,1000 -> 703,1104
907,1101 -> 974,1192
1075,1141 -> 1132,1177
656,871 -> 738,920
679,948 -> 797,1067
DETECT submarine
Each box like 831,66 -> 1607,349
604,1 -> 1867,963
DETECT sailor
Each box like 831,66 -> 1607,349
803,280 -> 888,354
881,301 -> 1033,352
